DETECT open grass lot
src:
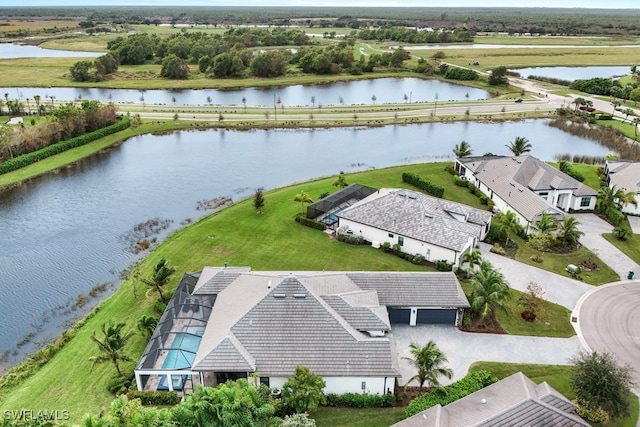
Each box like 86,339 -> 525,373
476,36 -> 640,46
548,162 -> 601,191
40,36 -> 113,52
0,19 -> 80,36
596,119 -> 640,142
311,406 -> 406,427
510,234 -> 619,286
603,233 -> 640,265
469,361 -> 640,427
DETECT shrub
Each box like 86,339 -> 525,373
295,214 -> 327,231
402,172 -> 445,198
126,390 -> 180,405
412,254 -> 426,265
381,242 -> 391,253
444,164 -> 457,175
392,243 -> 402,255
575,401 -> 609,424
406,371 -> 497,416
558,161 -> 585,182
106,375 -> 133,395
436,259 -> 453,271
453,176 -> 469,187
603,207 -> 625,226
324,392 -> 394,408
0,117 -> 131,175
479,195 -> 488,205
336,227 -> 365,245
490,243 -> 506,255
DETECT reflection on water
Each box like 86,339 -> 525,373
512,66 -> 631,81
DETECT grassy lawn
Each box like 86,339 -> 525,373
596,119 -> 640,141
0,119 -> 198,190
0,162 -> 488,421
460,282 -> 574,338
603,233 -> 640,264
547,162 -> 601,191
511,234 -> 619,286
476,36 -> 640,46
469,361 -> 640,427
311,406 -> 406,427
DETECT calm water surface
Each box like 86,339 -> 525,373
0,120 -> 610,366
0,43 -> 102,59
512,66 -> 631,81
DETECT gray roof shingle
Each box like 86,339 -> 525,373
337,189 -> 491,252
607,160 -> 640,193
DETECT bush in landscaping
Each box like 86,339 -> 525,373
603,207 -> 625,227
0,117 -> 131,176
436,259 -> 453,271
444,164 -> 457,175
575,401 -> 610,424
453,176 -> 469,187
412,254 -> 426,265
381,242 -> 391,253
106,371 -> 134,395
490,243 -> 506,255
126,390 -> 180,405
406,371 -> 497,416
324,392 -> 395,408
402,172 -> 444,198
558,161 -> 585,183
336,227 -> 365,245
295,214 -> 327,231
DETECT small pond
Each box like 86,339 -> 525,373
0,43 -> 102,59
511,66 -> 632,81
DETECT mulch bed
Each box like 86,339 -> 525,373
459,316 -> 507,334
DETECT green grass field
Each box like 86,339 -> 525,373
603,233 -> 640,264
312,406 -> 406,427
547,162 -> 601,191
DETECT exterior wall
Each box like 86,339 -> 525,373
621,197 -> 640,215
569,195 -> 596,212
338,218 -> 460,265
268,376 -> 390,395
482,189 -> 531,230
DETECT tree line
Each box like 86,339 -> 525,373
357,27 -> 475,44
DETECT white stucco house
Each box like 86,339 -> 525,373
605,160 -> 640,215
455,155 -> 597,233
336,189 -> 492,267
135,267 -> 469,395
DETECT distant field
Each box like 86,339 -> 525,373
477,36 -> 640,46
0,18 -> 79,34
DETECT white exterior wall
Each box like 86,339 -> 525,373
338,218 -> 460,265
267,376 -> 390,395
483,190 -> 531,229
621,197 -> 640,215
569,195 -> 596,212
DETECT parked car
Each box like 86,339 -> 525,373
514,98 -> 523,103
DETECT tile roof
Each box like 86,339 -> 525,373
321,294 -> 391,331
393,372 -> 589,427
607,160 -> 640,193
337,189 -> 491,252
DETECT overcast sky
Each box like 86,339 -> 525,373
4,0 -> 639,8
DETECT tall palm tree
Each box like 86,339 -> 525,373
470,269 -> 511,326
89,321 -> 135,377
498,210 -> 523,246
293,190 -> 313,216
461,249 -> 482,271
452,140 -> 472,158
597,185 -> 638,212
535,211 -> 558,234
140,258 -> 176,303
403,340 -> 453,391
557,216 -> 585,247
136,314 -> 159,340
33,95 -> 41,115
573,97 -> 587,112
333,172 -> 348,189
505,136 -> 532,156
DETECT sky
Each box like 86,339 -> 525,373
3,0 -> 639,7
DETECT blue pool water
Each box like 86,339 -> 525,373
161,333 -> 202,370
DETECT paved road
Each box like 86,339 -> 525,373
573,213 -> 639,280
393,324 -> 582,386
574,281 -> 640,393
479,243 -> 593,310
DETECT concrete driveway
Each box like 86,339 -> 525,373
573,213 -> 638,280
392,324 -> 582,386
573,281 -> 640,394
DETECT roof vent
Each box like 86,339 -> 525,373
267,280 -> 272,289
481,398 -> 487,404
408,195 -> 417,200
273,293 -> 286,299
293,293 -> 307,299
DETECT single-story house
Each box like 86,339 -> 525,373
455,155 -> 597,232
336,189 -> 492,267
605,160 -> 640,215
393,372 -> 589,427
135,267 -> 469,395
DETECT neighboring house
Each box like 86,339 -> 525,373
393,372 -> 589,427
336,189 -> 492,267
605,160 -> 640,215
135,267 -> 469,395
455,155 -> 597,232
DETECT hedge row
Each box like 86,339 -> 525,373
405,371 -> 497,416
558,161 -> 585,183
126,390 -> 181,405
0,116 -> 131,176
294,214 -> 327,231
602,206 -> 626,226
402,172 -> 445,198
325,392 -> 394,408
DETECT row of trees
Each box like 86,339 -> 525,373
70,53 -> 119,82
357,27 -> 475,44
0,101 -> 117,163
570,76 -> 640,103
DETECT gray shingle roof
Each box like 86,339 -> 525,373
193,266 -> 252,295
607,160 -> 640,193
393,372 -> 589,427
337,189 -> 491,252
321,294 -> 391,331
195,335 -> 255,371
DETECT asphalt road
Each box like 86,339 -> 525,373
576,281 -> 640,392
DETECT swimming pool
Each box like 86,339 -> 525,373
161,333 -> 202,370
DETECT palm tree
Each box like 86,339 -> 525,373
505,136 -> 532,156
633,117 -> 640,141
535,211 -> 557,234
333,172 -> 348,189
310,95 -> 316,107
498,210 -> 523,246
33,95 -> 41,115
403,340 -> 452,391
136,314 -> 159,340
293,190 -> 313,216
89,321 -> 135,377
452,140 -> 472,158
461,249 -> 482,271
611,99 -> 621,114
573,97 -> 587,112
469,269 -> 511,326
242,96 -> 247,113
557,216 -> 585,247
140,258 -> 176,303
598,185 -> 638,212
613,225 -> 632,241
622,108 -> 635,123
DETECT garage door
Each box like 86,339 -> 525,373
416,309 -> 456,325
388,308 -> 411,324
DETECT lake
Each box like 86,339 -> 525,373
0,77 -> 488,107
0,43 -> 102,59
512,66 -> 631,81
0,120 -> 611,368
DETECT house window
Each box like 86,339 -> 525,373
260,377 -> 270,387
539,192 -> 549,201
398,236 -> 404,246
388,233 -> 394,238
580,197 -> 591,207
